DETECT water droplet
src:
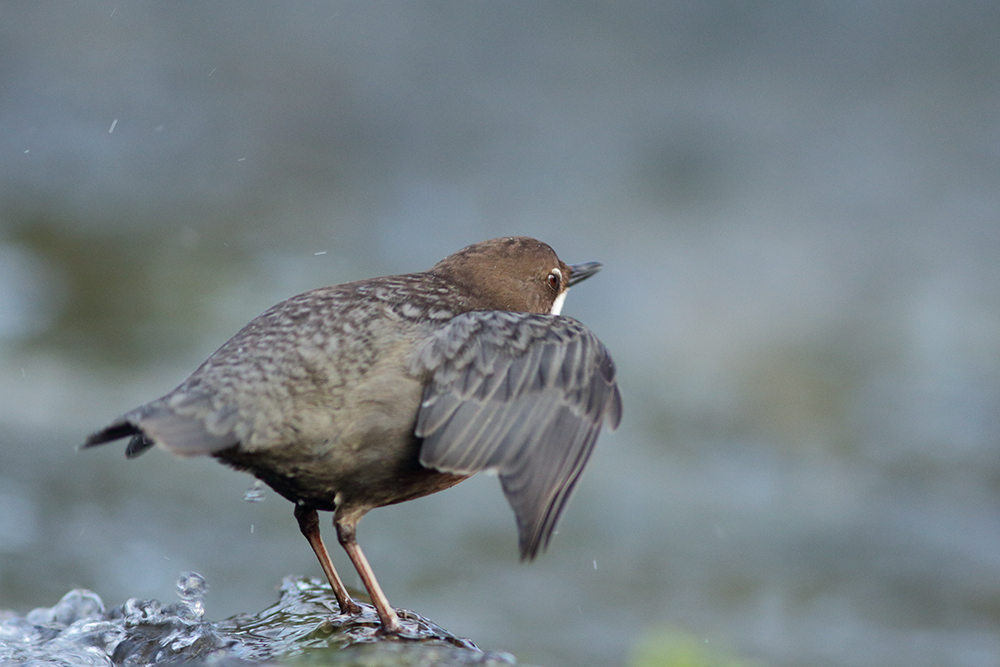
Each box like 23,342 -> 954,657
176,571 -> 209,619
244,480 -> 266,503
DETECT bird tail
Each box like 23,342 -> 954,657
81,421 -> 156,458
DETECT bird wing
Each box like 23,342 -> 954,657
410,311 -> 622,559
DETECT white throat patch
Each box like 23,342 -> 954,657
550,290 -> 568,316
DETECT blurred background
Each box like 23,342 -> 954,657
1,2 -> 1000,666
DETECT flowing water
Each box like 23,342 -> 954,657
0,573 -> 520,666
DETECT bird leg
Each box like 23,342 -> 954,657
294,504 -> 362,615
335,514 -> 403,634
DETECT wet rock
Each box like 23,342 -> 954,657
0,574 -> 523,666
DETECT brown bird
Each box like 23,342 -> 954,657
83,236 -> 622,633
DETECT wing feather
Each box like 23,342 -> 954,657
412,311 -> 622,559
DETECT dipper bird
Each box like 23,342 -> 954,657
83,236 -> 622,633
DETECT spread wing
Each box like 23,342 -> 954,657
411,311 -> 622,560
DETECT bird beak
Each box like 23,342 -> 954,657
568,262 -> 602,287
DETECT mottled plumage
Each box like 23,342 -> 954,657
83,236 -> 622,634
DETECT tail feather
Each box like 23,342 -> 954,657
125,433 -> 156,458
82,421 -> 155,459
82,421 -> 139,447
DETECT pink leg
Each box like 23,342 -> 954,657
335,514 -> 403,634
294,504 -> 362,615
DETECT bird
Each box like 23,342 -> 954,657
82,236 -> 622,634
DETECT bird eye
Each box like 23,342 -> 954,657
547,268 -> 562,291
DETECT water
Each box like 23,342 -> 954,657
243,482 -> 266,504
0,573 -> 517,666
4,3 -> 1000,665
